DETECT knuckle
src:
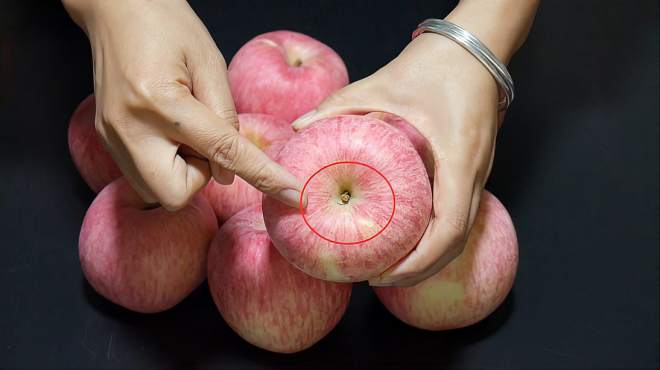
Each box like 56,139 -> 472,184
130,79 -> 190,109
210,133 -> 241,169
250,162 -> 278,193
217,108 -> 239,129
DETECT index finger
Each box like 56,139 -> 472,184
160,92 -> 304,208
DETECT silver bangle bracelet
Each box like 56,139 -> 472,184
412,18 -> 515,111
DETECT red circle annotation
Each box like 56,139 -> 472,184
298,161 -> 396,245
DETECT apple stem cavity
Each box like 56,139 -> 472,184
286,53 -> 303,67
339,190 -> 351,205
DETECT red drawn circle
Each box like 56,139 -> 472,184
299,161 -> 396,245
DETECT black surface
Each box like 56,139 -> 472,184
1,1 -> 658,369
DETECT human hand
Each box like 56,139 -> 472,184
291,32 -> 500,286
291,0 -> 537,286
63,0 -> 302,210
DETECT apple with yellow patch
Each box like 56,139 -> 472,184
373,191 -> 518,330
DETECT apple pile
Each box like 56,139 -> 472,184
68,30 -> 518,353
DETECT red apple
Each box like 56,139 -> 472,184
262,115 -> 432,282
68,94 -> 122,192
365,112 -> 435,180
228,30 -> 349,122
373,191 -> 518,330
202,113 -> 293,223
207,205 -> 351,353
79,177 -> 218,313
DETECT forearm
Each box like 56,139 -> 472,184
446,0 -> 540,63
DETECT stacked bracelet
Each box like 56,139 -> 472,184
412,18 -> 515,111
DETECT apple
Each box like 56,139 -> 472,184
202,113 -> 293,223
373,191 -> 518,330
228,30 -> 349,122
68,94 -> 122,192
207,205 -> 352,353
79,177 -> 218,313
365,112 -> 435,180
262,115 -> 432,282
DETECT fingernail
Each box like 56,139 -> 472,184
368,277 -> 398,287
277,188 -> 303,208
212,165 -> 235,185
369,272 -> 417,286
368,280 -> 393,287
291,110 -> 316,130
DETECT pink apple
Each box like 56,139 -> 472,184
68,94 -> 122,192
79,177 -> 217,313
228,30 -> 349,122
366,112 -> 435,180
373,191 -> 518,330
262,115 -> 432,282
202,113 -> 294,223
207,205 -> 351,353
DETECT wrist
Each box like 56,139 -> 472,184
446,0 -> 539,63
62,0 -> 185,35
403,33 -> 494,83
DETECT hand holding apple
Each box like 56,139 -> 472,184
292,33 -> 500,287
263,115 -> 432,282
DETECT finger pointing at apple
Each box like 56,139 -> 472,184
65,0 -> 304,211
157,92 -> 305,209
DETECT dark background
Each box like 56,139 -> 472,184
1,0 -> 658,369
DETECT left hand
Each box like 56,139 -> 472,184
291,33 -> 504,286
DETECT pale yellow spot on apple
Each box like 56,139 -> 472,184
319,250 -> 344,281
411,281 -> 465,316
356,216 -> 381,238
244,130 -> 269,150
356,216 -> 375,229
237,291 -> 301,351
259,38 -> 278,48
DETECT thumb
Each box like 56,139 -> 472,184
291,83 -> 375,131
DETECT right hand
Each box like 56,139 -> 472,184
63,0 -> 302,210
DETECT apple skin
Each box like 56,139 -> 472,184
79,177 -> 218,313
228,30 -> 349,122
373,191 -> 518,330
262,115 -> 432,282
68,94 -> 122,192
365,112 -> 435,180
202,113 -> 294,223
207,205 -> 352,353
